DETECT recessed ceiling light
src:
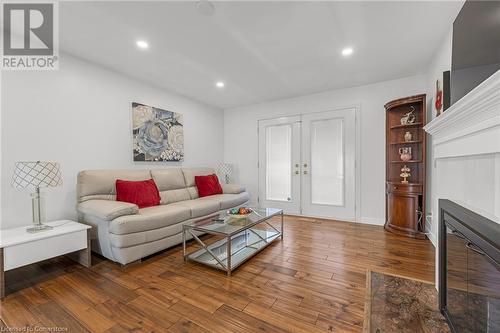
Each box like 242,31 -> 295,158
216,81 -> 225,88
341,47 -> 354,56
136,40 -> 149,49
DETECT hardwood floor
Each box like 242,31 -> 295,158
0,216 -> 435,332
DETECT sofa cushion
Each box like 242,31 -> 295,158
108,215 -> 214,249
159,188 -> 191,205
77,170 -> 151,203
116,179 -> 160,209
170,198 -> 220,218
195,174 -> 223,197
187,186 -> 199,199
151,169 -> 186,191
109,222 -> 183,248
78,200 -> 139,221
222,184 -> 245,194
182,167 -> 215,187
110,204 -> 190,234
199,192 -> 250,210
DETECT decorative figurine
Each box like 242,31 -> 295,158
435,79 -> 443,117
399,147 -> 412,161
400,106 -> 416,125
400,165 -> 411,184
404,131 -> 412,142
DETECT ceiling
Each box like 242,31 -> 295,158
60,1 -> 464,109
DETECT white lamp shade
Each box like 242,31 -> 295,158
11,161 -> 62,189
217,163 -> 233,176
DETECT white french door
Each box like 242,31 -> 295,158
258,109 -> 356,221
258,116 -> 301,214
301,109 -> 356,220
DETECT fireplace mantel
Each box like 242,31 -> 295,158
424,70 -> 500,159
423,70 -> 500,248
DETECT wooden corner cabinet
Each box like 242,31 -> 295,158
385,94 -> 427,239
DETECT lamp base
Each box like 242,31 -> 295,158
26,224 -> 53,233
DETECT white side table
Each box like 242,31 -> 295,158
0,220 -> 91,299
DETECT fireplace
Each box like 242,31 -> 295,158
439,199 -> 500,332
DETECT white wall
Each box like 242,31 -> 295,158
425,27 -> 454,245
1,53 -> 224,229
224,75 -> 426,225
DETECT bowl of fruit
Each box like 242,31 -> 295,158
227,207 -> 253,218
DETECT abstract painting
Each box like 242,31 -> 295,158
132,102 -> 184,162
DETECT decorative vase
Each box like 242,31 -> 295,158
404,131 -> 412,142
399,147 -> 412,161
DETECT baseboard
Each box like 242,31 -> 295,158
357,217 -> 385,226
284,213 -> 384,226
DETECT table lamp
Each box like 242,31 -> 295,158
11,161 -> 62,233
217,163 -> 233,184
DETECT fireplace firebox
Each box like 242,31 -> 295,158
439,199 -> 500,332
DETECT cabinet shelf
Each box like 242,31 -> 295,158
389,140 -> 422,145
389,160 -> 422,163
387,181 -> 423,186
390,122 -> 423,130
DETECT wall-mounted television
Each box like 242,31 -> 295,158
451,1 -> 500,105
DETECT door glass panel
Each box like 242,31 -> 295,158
266,125 -> 291,201
310,118 -> 344,205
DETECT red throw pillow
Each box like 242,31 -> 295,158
116,179 -> 160,209
195,174 -> 223,197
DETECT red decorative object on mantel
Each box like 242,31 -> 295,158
435,79 -> 443,116
385,94 -> 427,239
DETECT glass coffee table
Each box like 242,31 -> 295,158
182,208 -> 283,275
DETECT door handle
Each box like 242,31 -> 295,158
451,229 -> 467,240
303,171 -> 308,175
465,242 -> 499,265
466,242 -> 485,256
295,171 -> 299,175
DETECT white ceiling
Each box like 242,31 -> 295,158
60,1 -> 464,109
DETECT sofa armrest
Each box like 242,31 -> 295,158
222,184 -> 245,194
78,200 -> 139,221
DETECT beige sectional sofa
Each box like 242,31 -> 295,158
76,167 -> 249,265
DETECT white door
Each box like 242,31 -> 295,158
301,109 -> 356,220
258,116 -> 301,214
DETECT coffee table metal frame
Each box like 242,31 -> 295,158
182,209 -> 283,276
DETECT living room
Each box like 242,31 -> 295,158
1,1 -> 499,332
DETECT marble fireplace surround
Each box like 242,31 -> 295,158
424,69 -> 500,286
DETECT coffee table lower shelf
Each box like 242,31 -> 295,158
184,228 -> 281,275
